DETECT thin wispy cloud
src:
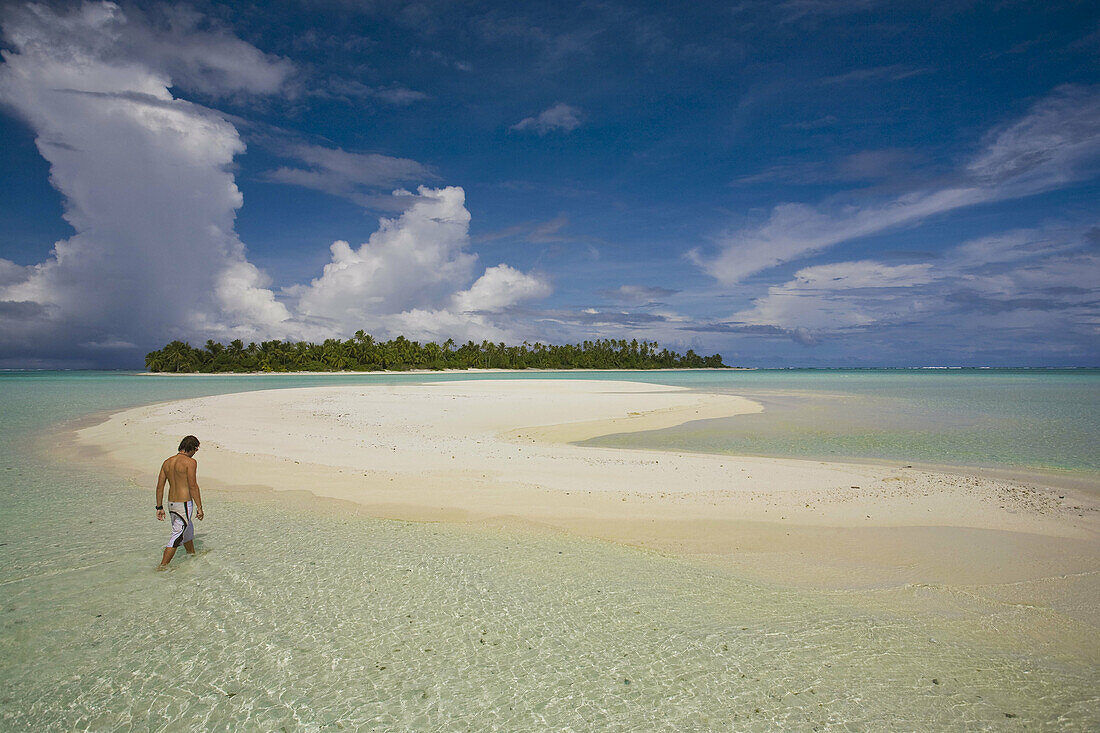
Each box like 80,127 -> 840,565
775,0 -> 880,24
599,285 -> 680,306
511,103 -> 584,134
698,84 -> 1100,285
820,65 -> 933,85
265,143 -> 436,209
410,48 -> 473,72
475,12 -> 599,67
473,215 -> 575,245
782,115 -> 838,130
320,79 -> 429,105
728,225 -> 1099,353
733,148 -> 921,185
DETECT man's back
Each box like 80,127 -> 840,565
162,454 -> 195,502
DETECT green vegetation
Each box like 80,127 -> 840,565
145,332 -> 727,372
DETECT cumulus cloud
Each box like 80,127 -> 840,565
0,259 -> 30,287
452,264 -> 551,314
0,3 -> 549,365
698,85 -> 1100,284
728,225 -> 1100,357
287,186 -> 549,342
0,1 -> 296,363
291,186 -> 474,323
510,103 -> 584,134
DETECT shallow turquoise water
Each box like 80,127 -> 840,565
590,369 -> 1100,478
7,368 -> 1098,476
1,370 -> 1098,729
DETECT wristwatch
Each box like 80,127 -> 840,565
156,505 -> 163,510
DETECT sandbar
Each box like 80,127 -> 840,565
78,380 -> 1100,613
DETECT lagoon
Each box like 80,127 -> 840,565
1,370 -> 1097,730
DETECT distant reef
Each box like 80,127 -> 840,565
144,332 -> 728,373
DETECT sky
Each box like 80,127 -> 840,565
0,0 -> 1097,368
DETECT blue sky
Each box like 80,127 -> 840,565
0,0 -> 1097,367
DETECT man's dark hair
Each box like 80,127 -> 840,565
178,435 -> 200,452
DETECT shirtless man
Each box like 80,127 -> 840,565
155,435 -> 204,569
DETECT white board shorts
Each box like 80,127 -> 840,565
166,500 -> 195,548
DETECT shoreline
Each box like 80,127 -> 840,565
127,369 -> 1100,492
74,379 -> 1100,603
578,441 -> 1100,495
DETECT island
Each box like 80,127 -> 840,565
144,333 -> 728,372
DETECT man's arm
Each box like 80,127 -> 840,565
187,458 -> 204,520
155,463 -> 167,520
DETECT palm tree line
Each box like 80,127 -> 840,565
145,332 -> 727,372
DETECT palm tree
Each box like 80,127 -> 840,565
145,350 -> 165,372
160,340 -> 198,372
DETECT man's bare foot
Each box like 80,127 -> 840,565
156,564 -> 169,571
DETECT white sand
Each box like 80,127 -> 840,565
78,380 -> 1100,596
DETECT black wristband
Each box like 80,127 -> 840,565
156,505 -> 163,510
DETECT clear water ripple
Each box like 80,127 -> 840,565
1,370 -> 1097,729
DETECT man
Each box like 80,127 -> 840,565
155,435 -> 204,569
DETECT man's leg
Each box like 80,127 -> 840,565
183,540 -> 195,554
159,546 -> 177,568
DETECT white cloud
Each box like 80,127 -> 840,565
0,3 -> 549,365
0,259 -> 30,287
949,229 -> 1077,268
776,0 -> 879,24
83,338 -> 137,349
734,148 -> 920,185
820,65 -> 932,85
131,4 -> 296,98
698,85 -> 1100,285
288,186 -> 550,340
730,226 -> 1100,352
452,264 -> 551,313
325,79 -> 429,105
966,85 -> 1100,190
599,284 -> 679,305
265,143 -> 435,208
473,215 -> 573,245
385,308 -> 512,345
697,188 -> 986,284
510,103 -> 584,134
0,2 -> 295,360
291,186 -> 475,323
734,261 -> 937,330
213,260 -> 294,335
0,2 -> 295,100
